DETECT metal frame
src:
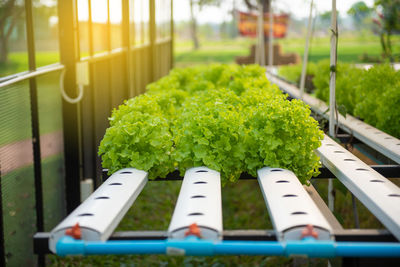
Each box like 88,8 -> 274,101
0,164 -> 4,267
103,167 -> 400,181
33,164 -> 400,262
57,0 -> 82,213
25,1 -> 45,264
33,229 -> 399,256
35,157 -> 400,260
0,2 -> 66,266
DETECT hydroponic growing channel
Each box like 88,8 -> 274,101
33,65 -> 400,266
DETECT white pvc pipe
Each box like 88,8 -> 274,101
299,0 -> 314,100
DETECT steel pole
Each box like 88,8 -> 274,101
268,1 -> 274,68
300,0 -> 314,100
257,1 -> 265,66
328,0 -> 338,212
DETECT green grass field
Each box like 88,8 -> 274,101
0,51 -> 59,77
174,35 -> 400,67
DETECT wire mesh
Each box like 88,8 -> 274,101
0,80 -> 37,266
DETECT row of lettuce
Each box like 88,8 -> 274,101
279,61 -> 400,138
99,64 -> 323,184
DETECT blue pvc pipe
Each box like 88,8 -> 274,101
56,237 -> 167,256
213,241 -> 284,256
56,236 -> 400,258
336,242 -> 400,257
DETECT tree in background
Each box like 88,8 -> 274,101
0,0 -> 56,65
243,0 -> 270,13
189,0 -> 222,50
373,0 -> 400,61
347,1 -> 373,31
0,0 -> 24,64
317,11 -> 341,30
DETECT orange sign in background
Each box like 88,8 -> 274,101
238,11 -> 289,38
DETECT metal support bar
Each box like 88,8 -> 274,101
168,167 -> 223,240
329,0 -> 338,138
316,165 -> 400,179
0,166 -> 5,267
49,168 -> 147,253
257,1 -> 265,65
58,0 -> 82,212
102,166 -> 400,181
257,167 -> 332,241
122,0 -> 133,98
149,0 -> 156,81
299,0 -> 314,99
34,228 -> 399,255
170,0 -> 174,68
268,2 -> 273,67
25,0 -> 44,235
25,1 -> 45,264
316,135 -> 400,241
0,64 -> 64,89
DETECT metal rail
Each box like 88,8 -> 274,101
0,64 -> 64,89
34,228 -> 399,255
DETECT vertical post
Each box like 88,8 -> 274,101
329,0 -> 337,138
268,0 -> 273,68
74,0 -> 81,59
170,0 -> 174,69
123,0 -> 134,98
79,0 -> 97,188
58,0 -> 81,212
106,0 -> 111,52
25,0 -> 45,265
149,0 -> 156,81
300,0 -> 314,100
0,172 -> 5,267
25,0 -> 44,231
106,0 -> 112,110
88,0 -> 94,57
89,0 -> 97,182
257,1 -> 265,66
328,0 -> 338,212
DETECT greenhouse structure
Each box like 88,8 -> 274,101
0,0 -> 399,266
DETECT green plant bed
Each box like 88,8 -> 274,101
277,61 -> 400,139
99,64 -> 323,184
